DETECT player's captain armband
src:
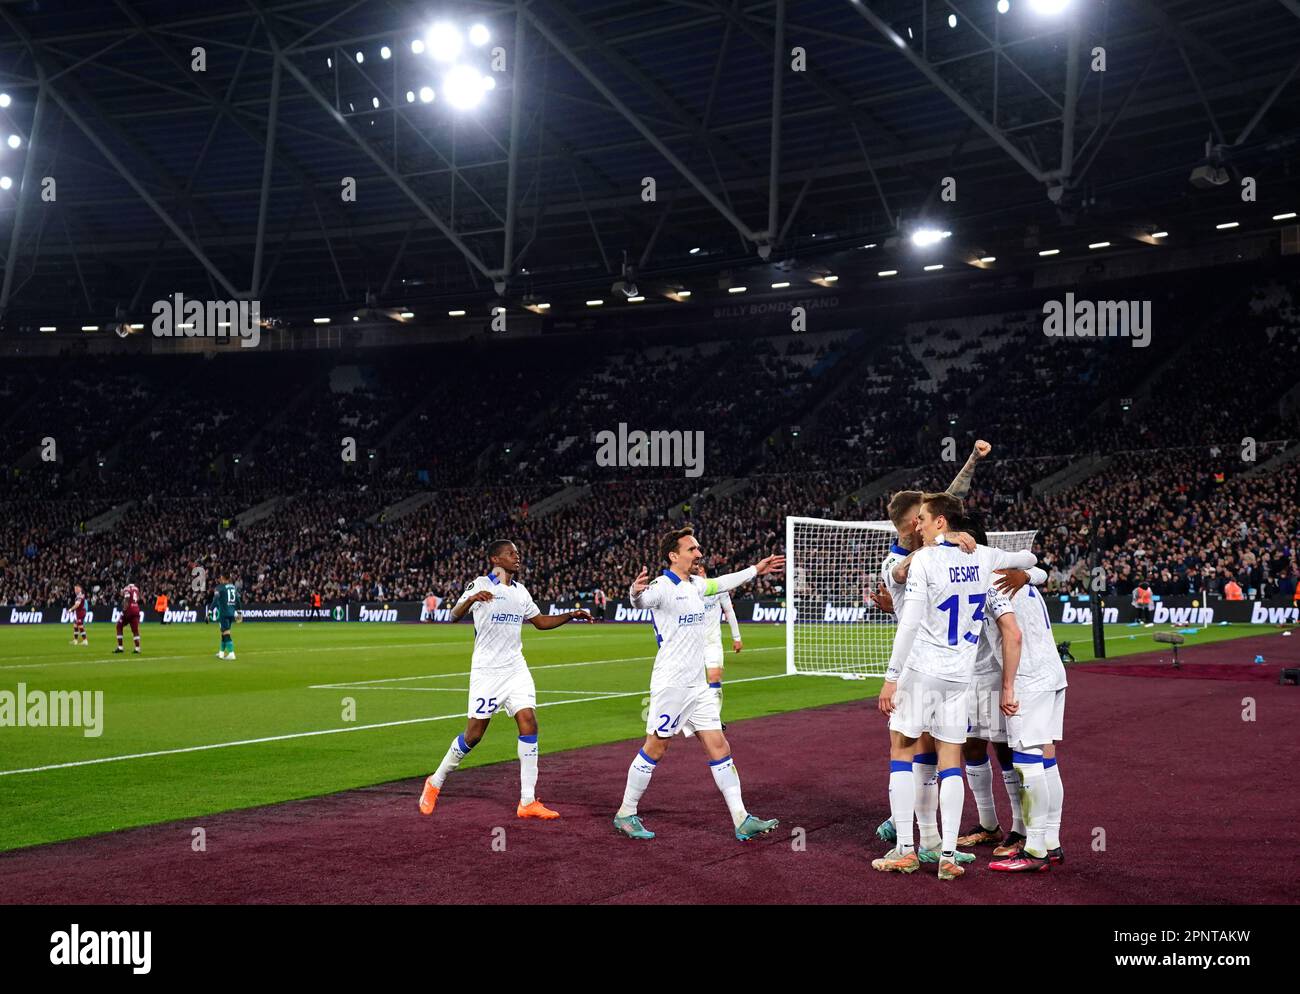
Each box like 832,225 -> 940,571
702,578 -> 719,596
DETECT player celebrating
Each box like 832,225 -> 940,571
211,573 -> 242,660
419,540 -> 592,820
613,526 -> 782,842
870,438 -> 992,855
70,585 -> 88,646
692,562 -> 743,726
953,521 -> 1041,855
114,580 -> 143,654
981,566 -> 1068,871
873,493 -> 1036,880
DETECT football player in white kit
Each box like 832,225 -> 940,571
419,540 -> 593,820
873,493 -> 1036,880
691,562 -> 743,727
981,565 -> 1068,872
952,519 -> 1046,856
869,438 -> 991,857
613,526 -> 783,841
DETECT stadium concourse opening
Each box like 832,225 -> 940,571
0,0 -> 1298,951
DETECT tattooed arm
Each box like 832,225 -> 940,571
945,439 -> 992,499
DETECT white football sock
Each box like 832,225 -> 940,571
1044,759 -> 1064,850
913,752 -> 939,849
1001,761 -> 1025,835
888,761 -> 916,851
617,749 -> 657,817
709,755 -> 747,828
431,733 -> 474,789
938,768 -> 965,855
1013,753 -> 1049,858
965,756 -> 998,831
517,734 -> 539,805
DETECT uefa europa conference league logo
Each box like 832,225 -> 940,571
151,293 -> 261,348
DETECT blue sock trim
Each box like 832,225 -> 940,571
913,751 -> 938,765
965,756 -> 990,768
998,756 -> 1016,772
1012,750 -> 1044,765
637,748 -> 658,766
889,759 -> 913,773
708,681 -> 722,688
708,754 -> 733,767
1043,757 -> 1058,770
457,734 -> 474,753
518,733 -> 538,744
938,767 -> 962,781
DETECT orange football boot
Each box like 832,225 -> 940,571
418,776 -> 440,815
516,799 -> 560,819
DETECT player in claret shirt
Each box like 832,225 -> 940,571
612,526 -> 783,842
419,540 -> 593,821
114,581 -> 143,654
70,585 -> 88,646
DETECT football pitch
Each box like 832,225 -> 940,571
0,619 -> 1277,853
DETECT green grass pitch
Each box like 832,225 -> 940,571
0,619 -> 1275,852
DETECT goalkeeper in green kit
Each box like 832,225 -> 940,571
210,573 -> 243,659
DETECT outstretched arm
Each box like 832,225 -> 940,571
529,609 -> 592,630
944,439 -> 992,499
992,548 -> 1037,571
703,555 -> 784,595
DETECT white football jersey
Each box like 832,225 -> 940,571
455,572 -> 540,672
701,589 -> 740,643
878,541 -> 912,618
985,585 -> 1067,692
631,567 -> 756,689
892,542 -> 1037,683
973,586 -> 1016,678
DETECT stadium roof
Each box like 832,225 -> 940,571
1,0 -> 1299,324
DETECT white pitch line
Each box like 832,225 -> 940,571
326,686 -> 628,697
0,673 -> 794,777
308,646 -> 782,689
0,630 -> 607,671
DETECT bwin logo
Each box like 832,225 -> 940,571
50,924 -> 151,974
358,606 -> 398,622
1042,293 -> 1151,348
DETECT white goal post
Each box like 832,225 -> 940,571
785,516 -> 1038,678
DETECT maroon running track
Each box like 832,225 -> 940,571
3,633 -> 1299,904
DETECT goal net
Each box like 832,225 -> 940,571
785,516 -> 1038,678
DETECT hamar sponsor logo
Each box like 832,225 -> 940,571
50,924 -> 151,974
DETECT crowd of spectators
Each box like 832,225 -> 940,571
2,271 -> 1298,609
